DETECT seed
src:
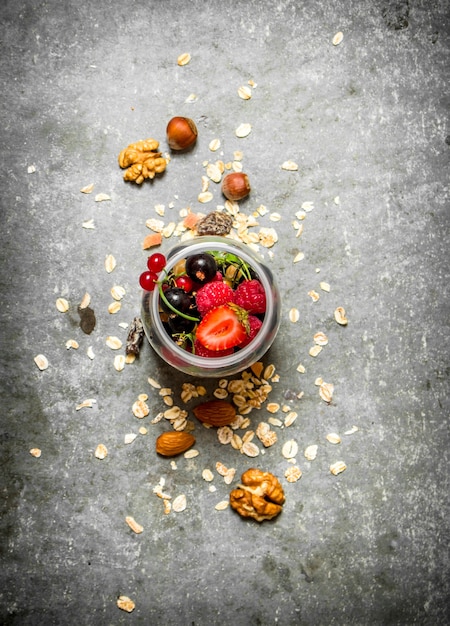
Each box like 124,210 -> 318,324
332,31 -> 344,46
326,433 -> 341,444
132,400 -> 149,419
235,123 -> 252,138
209,138 -> 221,152
34,354 -> 48,371
106,336 -> 122,350
334,307 -> 348,325
95,444 -> 108,459
29,448 -> 41,458
289,308 -> 300,323
202,469 -> 214,482
125,516 -> 143,534
304,444 -> 318,461
309,345 -> 323,357
108,301 -> 121,314
117,596 -> 135,613
56,298 -> 69,313
238,85 -> 252,100
104,254 -> 116,273
282,440 -> 298,459
285,466 -> 302,483
114,355 -> 125,372
330,461 -> 347,475
314,332 -> 328,346
177,52 -> 191,66
281,160 -> 299,171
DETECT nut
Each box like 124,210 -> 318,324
221,172 -> 251,201
155,431 -> 196,457
166,117 -> 198,151
193,400 -> 237,427
118,138 -> 167,184
229,468 -> 285,522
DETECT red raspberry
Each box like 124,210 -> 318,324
240,315 -> 263,348
193,340 -> 234,358
195,281 -> 234,316
233,279 -> 266,314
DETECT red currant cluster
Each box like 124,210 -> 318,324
139,253 -> 167,291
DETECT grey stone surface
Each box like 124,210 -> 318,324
1,0 -> 449,624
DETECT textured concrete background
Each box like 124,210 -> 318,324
1,0 -> 449,624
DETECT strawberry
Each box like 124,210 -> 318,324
195,305 -> 247,351
193,339 -> 234,358
233,279 -> 266,314
239,315 -> 263,348
195,281 -> 234,316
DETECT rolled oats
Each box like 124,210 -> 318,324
326,433 -> 341,444
282,440 -> 298,459
215,500 -> 229,511
117,596 -> 135,613
29,448 -> 41,458
56,298 -> 69,313
114,355 -> 125,371
334,307 -> 348,325
125,516 -> 143,534
202,469 -> 214,482
235,123 -> 252,138
314,332 -> 328,346
319,382 -> 334,403
172,494 -> 187,512
108,301 -> 121,314
304,444 -> 318,461
177,52 -> 191,66
34,354 -> 49,371
95,444 -> 108,459
132,399 -> 149,419
285,466 -> 302,482
330,461 -> 347,475
106,336 -> 122,350
289,308 -> 300,323
104,254 -> 116,273
281,160 -> 299,171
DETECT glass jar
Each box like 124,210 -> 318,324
141,236 -> 281,377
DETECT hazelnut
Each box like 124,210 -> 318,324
221,172 -> 251,201
166,116 -> 198,150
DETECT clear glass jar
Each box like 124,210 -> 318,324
141,236 -> 281,377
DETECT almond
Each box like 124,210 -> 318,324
193,400 -> 237,427
155,431 -> 196,457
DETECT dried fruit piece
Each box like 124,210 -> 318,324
125,516 -> 143,534
155,431 -> 195,457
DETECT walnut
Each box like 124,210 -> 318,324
118,139 -> 167,184
196,211 -> 233,236
229,468 -> 285,522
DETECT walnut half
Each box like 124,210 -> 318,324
118,138 -> 167,184
229,468 -> 285,522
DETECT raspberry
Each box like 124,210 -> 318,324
233,279 -> 266,314
193,340 -> 234,358
240,315 -> 263,348
195,281 -> 234,316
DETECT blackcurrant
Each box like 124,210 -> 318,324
185,253 -> 217,285
168,315 -> 196,333
160,287 -> 193,314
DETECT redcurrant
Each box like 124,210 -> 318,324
147,252 -> 166,273
139,270 -> 158,291
175,275 -> 194,293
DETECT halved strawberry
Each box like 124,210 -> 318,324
195,305 -> 247,351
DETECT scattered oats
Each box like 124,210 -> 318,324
268,417 -> 283,427
80,183 -> 94,194
238,85 -> 252,100
231,433 -> 243,450
216,462 -> 229,476
242,430 -> 255,444
209,138 -> 221,152
295,209 -> 306,220
124,433 -> 137,444
106,336 -> 122,350
172,494 -> 187,512
185,93 -> 198,103
95,444 -> 108,459
146,218 -> 165,232
76,398 -> 96,410
147,377 -> 161,389
334,306 -> 348,325
138,393 -> 148,401
27,164 -> 36,173
256,422 -> 278,447
309,345 -> 323,357
301,201 -> 314,212
111,285 -> 126,301
242,440 -> 260,457
282,440 -> 298,459
198,191 -> 213,204
29,448 -> 41,458
314,332 -> 328,346
218,426 -> 234,445
281,160 -> 299,171
266,402 -> 280,414
104,254 -> 116,273
82,219 -> 95,229
154,203 -> 165,216
79,292 -> 91,309
177,52 -> 191,66
56,297 -> 69,313
139,426 -> 148,435
232,160 -> 243,172
170,460 -> 177,469
202,469 -> 214,482
213,388 -> 228,400
285,466 -> 302,483
163,499 -> 172,514
132,399 -> 149,419
117,596 -> 135,613
334,196 -> 340,205
65,339 -> 79,350
87,346 -> 95,360
332,31 -> 344,46
319,281 -> 330,292
263,364 -> 276,380
162,222 -> 176,238
304,444 -> 318,461
289,308 -> 300,323
209,485 -> 217,493
34,354 -> 48,371
269,212 -> 282,222
108,301 -> 121,314
295,223 -> 304,238
125,353 -> 136,364
159,387 -> 173,397
201,176 -> 210,193
163,395 -> 174,407
258,227 -> 278,248
308,290 -> 320,302
284,411 -> 298,427
296,363 -> 306,373
184,449 -> 199,459
235,123 -> 252,138
206,162 -> 222,183
114,354 -> 125,372
330,461 -> 347,475
326,433 -> 341,444
319,382 -> 334,403
94,193 -> 111,202
293,252 -> 305,263
255,204 -> 268,217
215,500 -> 229,511
118,322 -> 129,329
163,406 -> 181,420
344,426 -> 359,435
125,516 -> 143,534
224,468 -> 236,485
